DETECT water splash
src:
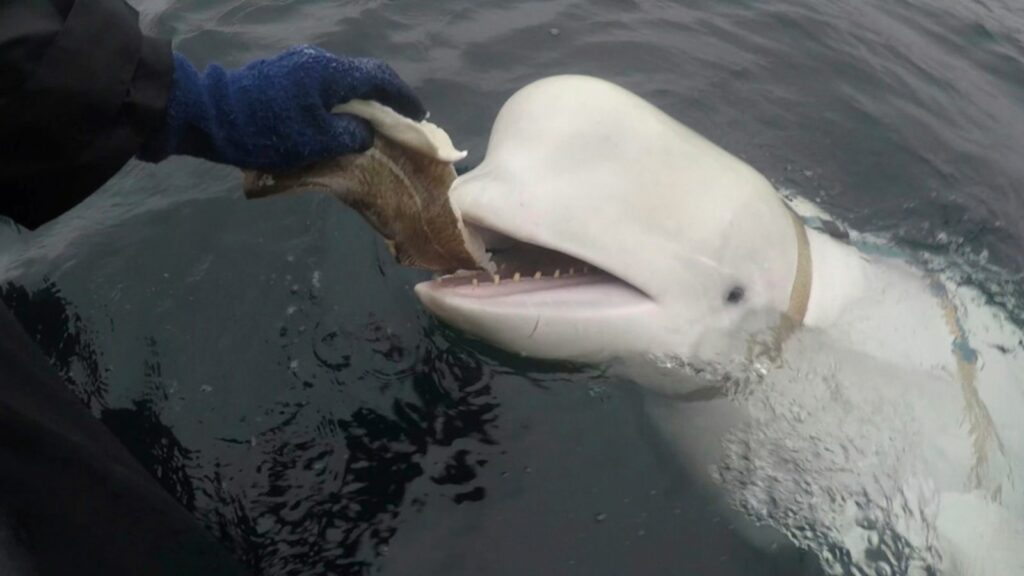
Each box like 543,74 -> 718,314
711,347 -> 946,575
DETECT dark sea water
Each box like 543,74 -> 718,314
2,1 -> 1024,574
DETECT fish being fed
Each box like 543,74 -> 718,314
242,100 -> 492,274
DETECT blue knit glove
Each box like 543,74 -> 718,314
138,45 -> 426,170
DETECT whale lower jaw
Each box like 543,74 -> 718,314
414,264 -> 659,361
415,270 -> 656,355
416,269 -> 648,308
416,219 -> 653,317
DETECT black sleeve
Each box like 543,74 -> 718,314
0,0 -> 173,230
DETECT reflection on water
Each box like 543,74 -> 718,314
3,279 -> 502,576
1,280 -> 108,411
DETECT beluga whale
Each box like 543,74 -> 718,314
414,75 -> 1024,575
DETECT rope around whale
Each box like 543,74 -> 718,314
675,202 -> 812,401
678,201 -> 1011,500
701,200 -> 1011,500
844,230 -> 1010,499
930,280 -> 1011,499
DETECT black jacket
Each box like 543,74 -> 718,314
0,0 -> 172,229
0,2 -> 249,574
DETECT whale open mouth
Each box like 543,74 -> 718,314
416,222 -> 651,306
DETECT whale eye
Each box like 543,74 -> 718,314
725,285 -> 745,304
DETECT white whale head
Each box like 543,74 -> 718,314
415,75 -> 806,366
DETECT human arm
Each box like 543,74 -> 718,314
137,46 -> 425,171
0,0 -> 425,229
0,0 -> 172,229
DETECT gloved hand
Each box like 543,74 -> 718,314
138,45 -> 426,171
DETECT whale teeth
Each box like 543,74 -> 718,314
554,269 -> 561,278
534,271 -> 542,279
513,272 -> 521,282
493,274 -> 501,285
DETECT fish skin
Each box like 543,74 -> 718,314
243,135 -> 481,273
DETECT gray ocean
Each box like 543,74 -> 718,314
2,0 -> 1023,574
